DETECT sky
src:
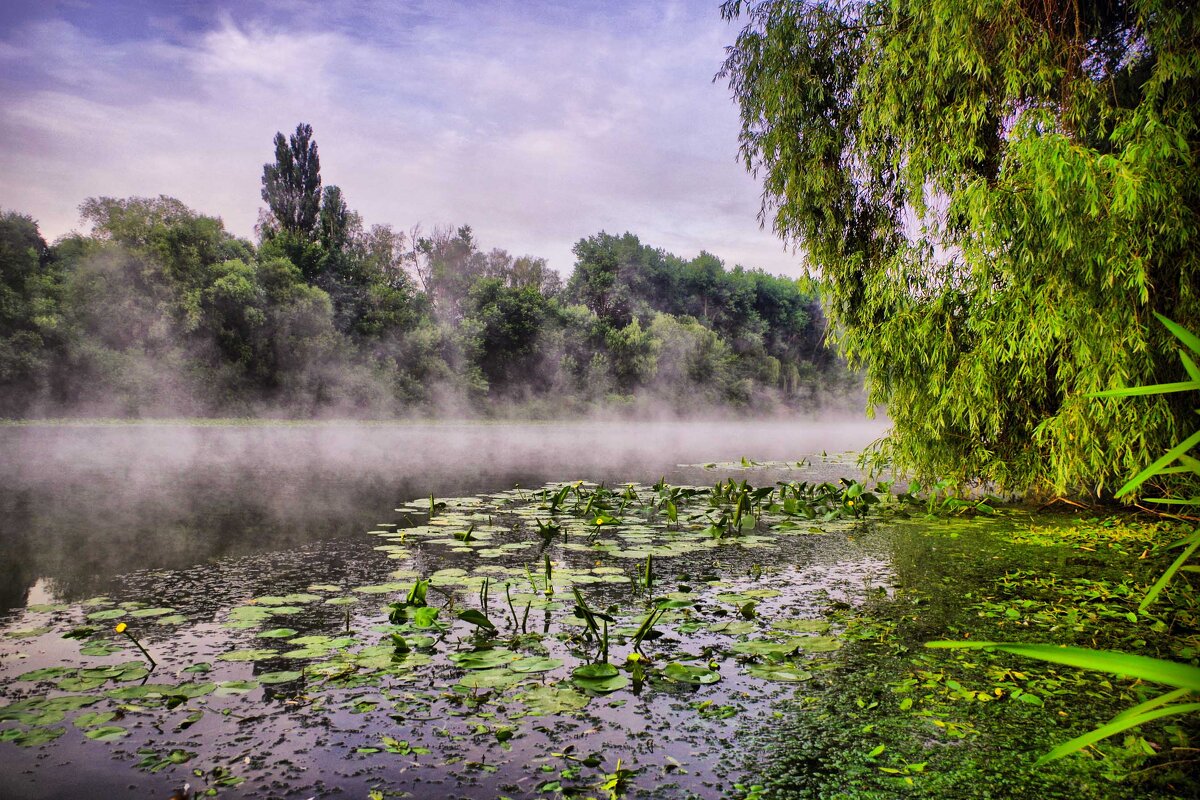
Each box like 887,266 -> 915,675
0,0 -> 804,277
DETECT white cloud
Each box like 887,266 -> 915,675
0,2 -> 804,275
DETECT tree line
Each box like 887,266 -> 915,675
0,124 -> 848,418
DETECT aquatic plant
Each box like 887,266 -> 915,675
114,622 -> 157,669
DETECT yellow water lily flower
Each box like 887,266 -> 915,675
115,622 -> 127,633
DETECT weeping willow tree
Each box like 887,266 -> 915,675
719,0 -> 1199,497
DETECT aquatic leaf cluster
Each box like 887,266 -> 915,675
0,476 -> 880,797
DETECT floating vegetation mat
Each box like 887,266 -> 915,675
0,477 -> 905,798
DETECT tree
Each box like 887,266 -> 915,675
317,185 -> 352,253
413,225 -> 489,320
0,212 -> 61,411
261,123 -> 322,237
720,0 -> 1200,497
465,278 -> 552,391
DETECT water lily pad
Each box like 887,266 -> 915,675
519,684 -> 590,715
571,663 -> 628,693
792,636 -> 842,652
216,680 -> 260,695
730,639 -> 802,658
107,684 -> 176,699
508,656 -> 564,674
252,593 -> 323,605
267,606 -> 304,615
218,648 -> 279,662
16,667 -> 74,682
129,607 -> 176,618
8,726 -> 65,747
74,711 -> 118,728
258,671 -> 304,684
41,695 -> 100,711
661,662 -> 721,685
457,668 -> 525,691
450,648 -> 518,670
171,682 -> 217,699
772,619 -> 830,634
256,628 -> 299,639
747,664 -> 814,682
85,725 -> 128,741
85,609 -> 126,621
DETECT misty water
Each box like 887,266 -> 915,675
1,418 -> 1162,800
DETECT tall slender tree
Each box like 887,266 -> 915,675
261,123 -> 322,236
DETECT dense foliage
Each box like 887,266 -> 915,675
0,127 -> 847,418
720,0 -> 1199,497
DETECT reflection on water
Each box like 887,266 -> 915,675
0,420 -> 886,614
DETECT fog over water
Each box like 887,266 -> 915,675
0,419 -> 887,614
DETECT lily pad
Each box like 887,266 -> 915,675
256,628 -> 299,639
519,684 -> 590,715
661,662 -> 721,685
747,664 -> 814,682
457,669 -> 525,691
508,656 -> 564,674
85,609 -> 126,621
571,663 -> 628,693
258,671 -> 304,684
85,725 -> 128,741
450,648 -> 518,670
218,648 -> 279,662
129,607 -> 176,618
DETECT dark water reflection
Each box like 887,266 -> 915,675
0,419 -> 885,615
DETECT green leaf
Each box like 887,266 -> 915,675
217,648 -> 279,662
1115,429 -> 1200,498
1179,351 -> 1200,384
1090,381 -> 1197,398
745,663 -> 814,683
1139,532 -> 1200,611
457,609 -> 497,631
85,609 -> 126,621
1035,703 -> 1200,765
85,725 -> 128,741
508,657 -> 564,674
1155,313 -> 1200,357
661,662 -> 721,685
257,671 -> 304,684
1112,687 -> 1193,722
256,628 -> 299,639
925,642 -> 1200,690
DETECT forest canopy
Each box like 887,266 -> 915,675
720,0 -> 1199,497
0,125 -> 849,418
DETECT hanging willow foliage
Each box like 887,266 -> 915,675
719,0 -> 1200,498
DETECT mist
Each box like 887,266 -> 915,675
0,418 -> 887,614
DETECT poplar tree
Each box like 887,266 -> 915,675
261,123 -> 322,236
719,0 -> 1199,497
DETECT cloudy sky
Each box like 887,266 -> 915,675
0,0 -> 800,275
